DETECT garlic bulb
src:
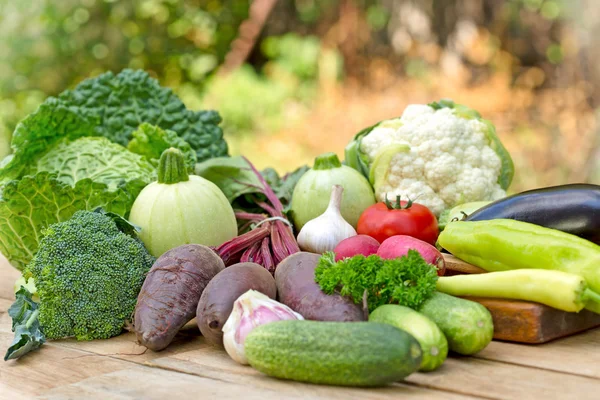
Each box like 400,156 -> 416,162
297,185 -> 357,253
222,290 -> 303,365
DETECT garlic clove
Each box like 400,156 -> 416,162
297,185 -> 357,254
222,290 -> 303,365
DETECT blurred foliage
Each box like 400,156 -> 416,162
0,0 -> 598,186
0,0 -> 250,154
194,33 -> 342,135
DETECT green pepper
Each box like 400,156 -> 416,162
438,219 -> 600,313
437,269 -> 600,312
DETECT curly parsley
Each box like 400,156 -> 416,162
315,250 -> 438,312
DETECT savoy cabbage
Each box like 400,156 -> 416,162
0,69 -> 228,270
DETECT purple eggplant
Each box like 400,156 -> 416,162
465,184 -> 600,245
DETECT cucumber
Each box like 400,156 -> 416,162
369,304 -> 448,371
417,292 -> 493,355
244,320 -> 422,387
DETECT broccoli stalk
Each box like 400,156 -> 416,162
4,209 -> 155,361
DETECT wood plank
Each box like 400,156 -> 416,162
406,357 -> 600,400
0,298 -> 14,334
1,332 -> 132,398
0,383 -> 32,400
475,327 -> 600,379
442,254 -> 486,275
0,253 -> 19,301
48,322 -> 206,364
146,345 -> 480,399
464,297 -> 600,344
38,364 -> 317,400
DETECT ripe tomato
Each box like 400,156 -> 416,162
357,196 -> 439,245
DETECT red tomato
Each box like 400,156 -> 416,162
356,197 -> 439,245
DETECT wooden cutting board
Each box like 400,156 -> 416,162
442,254 -> 600,344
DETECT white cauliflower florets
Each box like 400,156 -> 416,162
361,104 -> 507,216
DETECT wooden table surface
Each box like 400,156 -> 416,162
2,255 -> 600,400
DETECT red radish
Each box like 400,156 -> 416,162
377,235 -> 445,276
333,235 -> 380,261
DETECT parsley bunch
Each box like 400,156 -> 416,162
315,250 -> 438,312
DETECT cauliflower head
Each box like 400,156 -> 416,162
344,100 -> 514,216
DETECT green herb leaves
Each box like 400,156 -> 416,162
315,251 -> 438,312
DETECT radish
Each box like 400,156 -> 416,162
378,235 -> 445,276
334,235 -> 380,261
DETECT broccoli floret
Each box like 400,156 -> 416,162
26,209 -> 155,341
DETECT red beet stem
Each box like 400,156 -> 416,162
242,156 -> 285,214
216,225 -> 270,265
260,238 -> 275,273
235,211 -> 265,221
241,240 -> 262,263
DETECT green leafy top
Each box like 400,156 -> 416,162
1,69 -> 227,183
127,123 -> 197,170
195,156 -> 308,216
315,251 -> 438,312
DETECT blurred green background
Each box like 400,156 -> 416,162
1,0 -> 599,191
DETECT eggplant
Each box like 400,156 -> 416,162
465,184 -> 600,245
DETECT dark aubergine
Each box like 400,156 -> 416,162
465,184 -> 600,245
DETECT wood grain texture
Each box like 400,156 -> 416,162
0,252 -> 19,301
148,345 -> 480,400
465,297 -> 600,344
38,365 -> 323,400
0,331 -> 131,398
442,254 -> 487,275
407,357 -> 600,400
475,328 -> 600,379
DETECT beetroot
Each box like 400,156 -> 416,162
378,235 -> 445,276
134,244 -> 225,351
334,235 -> 380,261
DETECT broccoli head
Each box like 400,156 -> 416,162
27,209 -> 155,341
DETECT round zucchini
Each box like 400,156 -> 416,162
417,292 -> 493,355
244,320 -> 422,387
369,304 -> 448,371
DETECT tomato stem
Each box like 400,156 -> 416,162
384,194 -> 414,210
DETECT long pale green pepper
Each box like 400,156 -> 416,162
439,219 -> 600,313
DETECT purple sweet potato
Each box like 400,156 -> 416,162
134,244 -> 224,351
196,262 -> 276,347
275,252 -> 365,322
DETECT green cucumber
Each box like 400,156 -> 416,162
369,304 -> 448,371
417,292 -> 493,355
244,320 -> 422,387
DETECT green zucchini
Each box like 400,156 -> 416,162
369,304 -> 448,371
244,320 -> 422,387
417,292 -> 493,355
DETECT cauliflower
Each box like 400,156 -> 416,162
344,100 -> 514,216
